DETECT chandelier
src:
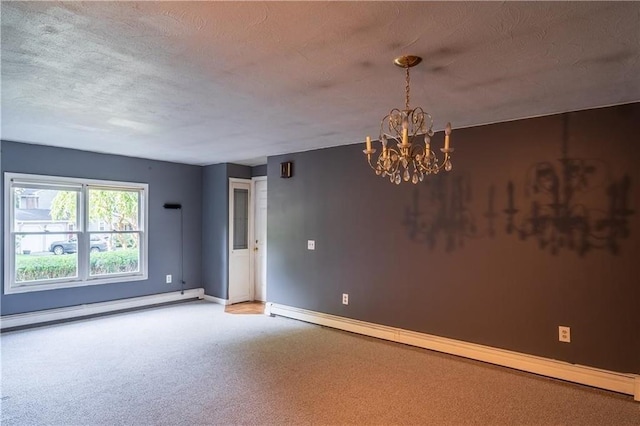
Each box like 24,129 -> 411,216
363,55 -> 453,184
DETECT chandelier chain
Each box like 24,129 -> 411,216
404,66 -> 410,110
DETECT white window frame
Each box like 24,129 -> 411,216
4,172 -> 149,294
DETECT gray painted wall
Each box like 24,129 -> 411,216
267,103 -> 640,374
201,163 -> 252,299
1,141 -> 203,315
202,163 -> 228,299
228,163 -> 252,180
251,164 -> 267,177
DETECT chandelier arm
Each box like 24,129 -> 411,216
411,144 -> 425,159
387,147 -> 401,161
410,147 -> 425,179
412,108 -> 433,136
385,147 -> 402,175
412,116 -> 425,138
414,145 -> 433,175
433,151 -> 452,172
365,154 -> 380,172
385,109 -> 405,137
414,149 -> 451,175
379,133 -> 403,151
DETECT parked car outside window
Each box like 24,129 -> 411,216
49,237 -> 108,255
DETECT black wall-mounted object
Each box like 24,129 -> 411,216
164,202 -> 185,294
163,203 -> 182,209
280,161 -> 293,178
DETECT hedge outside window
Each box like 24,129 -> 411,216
4,173 -> 148,294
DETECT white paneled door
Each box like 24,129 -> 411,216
228,179 -> 252,304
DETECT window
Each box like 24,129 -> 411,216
232,188 -> 249,250
4,173 -> 148,294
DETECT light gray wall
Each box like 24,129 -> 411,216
1,141 -> 203,315
266,104 -> 640,374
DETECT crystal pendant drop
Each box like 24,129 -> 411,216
390,174 -> 395,183
395,174 -> 401,185
419,173 -> 424,182
411,174 -> 419,184
403,169 -> 410,181
375,169 -> 381,175
444,160 -> 453,171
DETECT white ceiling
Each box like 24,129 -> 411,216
2,1 -> 639,166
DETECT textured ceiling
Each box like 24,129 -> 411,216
2,1 -> 639,166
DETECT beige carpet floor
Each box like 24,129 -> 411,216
1,300 -> 638,425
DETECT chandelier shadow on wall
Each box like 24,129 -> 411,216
363,55 -> 453,184
504,115 -> 634,256
403,176 -> 497,252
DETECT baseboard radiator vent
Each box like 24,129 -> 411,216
266,303 -> 640,402
1,288 -> 205,331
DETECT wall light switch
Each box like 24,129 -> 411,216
307,240 -> 315,250
166,274 -> 172,284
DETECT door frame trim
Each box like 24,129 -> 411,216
228,178 -> 253,303
251,176 -> 267,302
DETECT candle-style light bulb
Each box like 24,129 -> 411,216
365,136 -> 372,151
444,122 -> 452,150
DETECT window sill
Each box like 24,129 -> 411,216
4,274 -> 148,295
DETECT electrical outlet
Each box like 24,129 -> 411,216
558,326 -> 571,343
166,274 -> 172,284
342,293 -> 349,305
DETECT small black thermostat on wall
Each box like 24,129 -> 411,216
280,161 -> 293,178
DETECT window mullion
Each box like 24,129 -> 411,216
78,185 -> 89,280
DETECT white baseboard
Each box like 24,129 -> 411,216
1,288 -> 205,330
203,295 -> 229,305
267,303 -> 640,402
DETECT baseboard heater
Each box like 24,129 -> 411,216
1,288 -> 205,331
265,302 -> 640,402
